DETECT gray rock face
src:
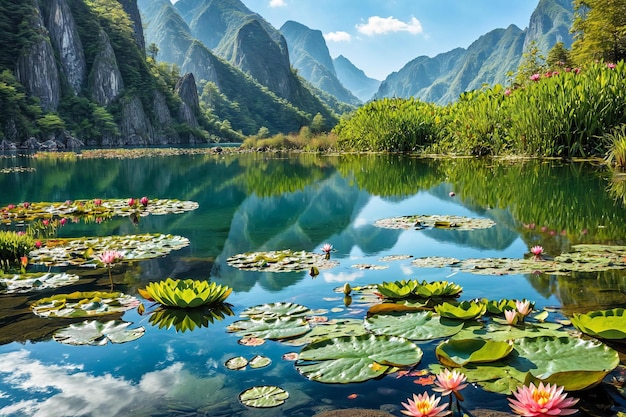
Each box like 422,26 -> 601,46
15,1 -> 60,112
118,97 -> 172,145
46,0 -> 86,94
118,0 -> 146,52
152,90 -> 173,125
89,29 -> 124,106
175,73 -> 200,111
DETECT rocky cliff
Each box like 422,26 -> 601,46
0,0 -> 208,147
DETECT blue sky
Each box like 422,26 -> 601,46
238,0 -> 541,80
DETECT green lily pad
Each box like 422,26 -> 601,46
435,338 -> 514,367
0,198 -> 198,224
225,356 -> 248,370
570,308 -> 626,340
351,264 -> 389,270
376,279 -> 462,300
227,316 -> 311,340
452,321 -> 568,342
280,319 -> 369,346
28,234 -> 190,267
148,305 -> 234,333
296,334 -> 423,383
226,249 -> 338,272
434,300 -> 487,320
374,215 -> 496,231
239,385 -> 288,408
52,320 -> 145,346
511,336 -> 619,391
364,311 -> 464,341
485,299 -> 518,315
240,302 -> 311,319
0,272 -> 79,293
249,355 -> 272,369
31,291 -> 140,318
411,257 -> 461,268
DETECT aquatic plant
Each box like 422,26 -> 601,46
139,278 -> 232,309
570,308 -> 626,340
530,245 -> 544,260
432,368 -> 468,400
509,382 -> 578,417
0,231 -> 34,271
400,392 -> 450,417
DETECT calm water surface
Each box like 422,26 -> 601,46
0,152 -> 625,416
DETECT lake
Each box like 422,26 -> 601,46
0,150 -> 625,416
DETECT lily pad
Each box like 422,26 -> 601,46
296,334 -> 422,383
28,233 -> 190,267
31,291 -> 140,318
227,316 -> 311,340
139,278 -> 232,308
280,319 -> 369,346
434,300 -> 487,320
411,257 -> 461,268
375,215 -> 496,231
148,305 -> 234,333
364,311 -> 464,341
510,336 -> 620,391
249,355 -> 272,369
452,321 -> 568,342
0,198 -> 198,224
435,339 -> 514,367
0,272 -> 79,293
351,264 -> 389,270
226,249 -> 338,272
240,302 -> 311,319
239,385 -> 289,408
570,308 -> 626,340
225,356 -> 248,370
52,320 -> 145,346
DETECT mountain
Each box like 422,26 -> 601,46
139,0 -> 342,135
0,0 -> 214,148
333,55 -> 381,103
375,0 -> 574,104
280,21 -> 361,106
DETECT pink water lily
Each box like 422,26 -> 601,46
98,250 -> 124,266
401,392 -> 451,417
432,369 -> 468,400
509,382 -> 578,417
505,309 -> 519,325
140,196 -> 149,207
322,243 -> 333,254
515,300 -> 532,317
530,245 -> 543,260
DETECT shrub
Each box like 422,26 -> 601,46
0,231 -> 34,269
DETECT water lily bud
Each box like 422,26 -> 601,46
343,283 -> 351,295
140,196 -> 149,207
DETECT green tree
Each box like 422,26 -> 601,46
148,42 -> 159,61
310,113 -> 325,133
37,114 -> 65,135
546,42 -> 572,69
571,0 -> 626,64
257,126 -> 270,138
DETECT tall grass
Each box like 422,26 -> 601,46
333,61 -> 626,157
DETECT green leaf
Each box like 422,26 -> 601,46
296,334 -> 423,383
570,308 -> 626,340
434,300 -> 487,320
435,338 -> 514,367
227,316 -> 311,340
364,311 -> 464,340
239,386 -> 288,408
240,302 -> 310,319
53,320 -> 145,345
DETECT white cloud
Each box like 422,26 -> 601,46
269,0 -> 287,7
322,270 -> 364,283
356,16 -> 423,36
324,31 -> 352,43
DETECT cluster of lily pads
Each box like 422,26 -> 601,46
221,278 -> 623,410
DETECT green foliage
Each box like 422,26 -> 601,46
604,124 -> 626,167
140,278 -> 232,308
0,1 -> 39,69
36,114 -> 65,135
0,70 -> 40,140
513,41 -> 547,87
546,41 -> 572,69
0,231 -> 34,268
333,98 -> 439,152
571,0 -> 626,64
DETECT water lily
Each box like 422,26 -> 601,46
433,368 -> 468,400
34,240 -> 42,249
140,196 -> 149,207
530,245 -> 543,260
509,382 -> 578,417
42,219 -> 49,226
505,309 -> 519,325
22,202 -> 30,208
59,218 -> 67,226
322,243 -> 333,254
94,198 -> 102,206
401,392 -> 451,417
98,250 -> 124,290
516,300 -> 533,318
128,198 -> 136,207
98,250 -> 124,266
